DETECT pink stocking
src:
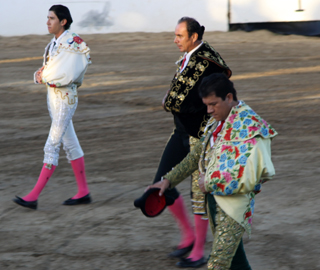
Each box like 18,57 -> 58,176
70,157 -> 90,199
22,163 -> 56,201
188,214 -> 208,261
168,195 -> 195,248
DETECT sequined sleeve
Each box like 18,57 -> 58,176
163,139 -> 203,188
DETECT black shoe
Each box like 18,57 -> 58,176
13,196 -> 37,210
168,243 -> 194,258
62,194 -> 91,205
176,257 -> 207,268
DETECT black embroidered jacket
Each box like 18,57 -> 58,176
164,41 -> 232,138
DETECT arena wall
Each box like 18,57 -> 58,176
231,0 -> 320,23
1,0 -> 319,37
0,0 -> 229,36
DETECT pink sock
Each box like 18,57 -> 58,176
168,195 -> 195,249
22,163 -> 56,201
188,214 -> 208,261
70,157 -> 90,199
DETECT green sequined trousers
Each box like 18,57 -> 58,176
207,195 -> 251,270
189,136 -> 207,217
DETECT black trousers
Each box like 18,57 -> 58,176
152,127 -> 190,200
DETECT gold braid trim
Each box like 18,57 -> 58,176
57,44 -> 90,54
165,57 -> 209,112
197,114 -> 210,138
53,88 -> 77,105
197,42 -> 231,78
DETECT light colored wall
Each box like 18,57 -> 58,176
231,0 -> 320,23
1,0 -> 319,37
0,0 -> 229,36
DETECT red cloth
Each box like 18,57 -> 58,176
180,55 -> 187,70
212,120 -> 225,142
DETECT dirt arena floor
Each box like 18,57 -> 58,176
0,30 -> 320,270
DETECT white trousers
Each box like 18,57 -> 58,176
43,88 -> 84,166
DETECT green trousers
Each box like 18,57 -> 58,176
207,194 -> 252,270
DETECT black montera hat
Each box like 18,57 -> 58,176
134,188 -> 175,218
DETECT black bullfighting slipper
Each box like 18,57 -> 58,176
168,243 -> 194,258
176,257 -> 207,268
13,196 -> 37,210
62,194 -> 91,205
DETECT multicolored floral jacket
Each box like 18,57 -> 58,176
164,102 -> 278,235
35,31 -> 91,106
164,41 -> 232,138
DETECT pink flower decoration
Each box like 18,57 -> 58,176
248,218 -> 253,224
229,114 -> 237,124
244,138 -> 257,145
262,119 -> 268,126
221,145 -> 232,152
248,126 -> 259,132
222,171 -> 232,183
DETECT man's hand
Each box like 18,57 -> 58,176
162,90 -> 170,111
35,66 -> 44,84
145,178 -> 170,196
198,173 -> 208,194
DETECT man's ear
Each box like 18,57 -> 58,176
60,19 -> 67,27
192,32 -> 199,43
226,93 -> 234,103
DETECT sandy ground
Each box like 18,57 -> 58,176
0,30 -> 320,270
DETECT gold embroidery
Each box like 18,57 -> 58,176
53,88 -> 77,105
196,62 -> 206,72
197,42 -> 229,71
178,75 -> 186,84
178,93 -> 185,101
164,83 -> 181,111
58,45 -> 90,54
198,115 -> 210,138
199,121 -> 219,173
45,163 -> 52,170
187,77 -> 196,87
189,136 -> 207,217
165,41 -> 230,112
167,57 -> 209,112
188,60 -> 196,68
170,91 -> 177,98
207,203 -> 245,269
204,51 -> 212,58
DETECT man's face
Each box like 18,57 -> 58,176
174,22 -> 197,53
47,11 -> 65,37
202,93 -> 234,121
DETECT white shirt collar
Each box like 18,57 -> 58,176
49,30 -> 68,56
52,30 -> 68,45
180,41 -> 203,72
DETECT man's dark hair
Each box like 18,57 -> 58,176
199,73 -> 238,101
49,5 -> 73,30
178,17 -> 205,40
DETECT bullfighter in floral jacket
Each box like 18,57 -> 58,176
148,73 -> 277,270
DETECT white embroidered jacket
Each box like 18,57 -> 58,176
34,31 -> 91,106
